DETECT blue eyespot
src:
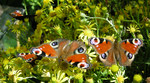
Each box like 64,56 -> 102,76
127,53 -> 133,59
50,40 -> 59,48
78,47 -> 84,53
52,42 -> 58,46
101,53 -> 107,59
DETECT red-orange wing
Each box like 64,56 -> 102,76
88,37 -> 112,54
119,38 -> 143,66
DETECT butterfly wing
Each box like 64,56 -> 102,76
10,10 -> 36,20
62,41 -> 91,69
89,37 -> 116,66
119,38 -> 143,66
18,53 -> 37,62
30,39 -> 69,58
9,10 -> 23,18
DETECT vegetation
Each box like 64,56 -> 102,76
1,0 -> 150,82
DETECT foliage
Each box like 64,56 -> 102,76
1,0 -> 150,82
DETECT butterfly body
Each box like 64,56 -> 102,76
89,37 -> 143,66
57,40 -> 91,69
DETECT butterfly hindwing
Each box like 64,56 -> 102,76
61,41 -> 91,69
119,38 -> 143,66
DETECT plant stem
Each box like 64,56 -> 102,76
16,32 -> 20,48
57,0 -> 59,6
88,17 -> 118,33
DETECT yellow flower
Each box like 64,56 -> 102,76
54,6 -> 64,18
77,23 -> 96,45
49,11 -> 56,17
133,74 -> 142,83
83,29 -> 95,37
24,18 -> 29,22
84,7 -> 90,13
111,64 -> 119,73
86,78 -> 94,83
35,10 -> 43,16
60,0 -> 64,2
111,69 -> 128,83
0,78 -> 6,83
127,24 -> 140,33
125,4 -> 132,11
118,15 -> 124,21
54,25 -> 61,31
102,7 -> 107,12
41,70 -> 51,77
52,70 -> 69,83
67,0 -> 72,4
3,59 -> 9,65
105,34 -> 115,42
138,0 -> 144,5
117,76 -> 124,83
145,23 -> 149,27
9,68 -> 35,82
137,34 -> 143,40
43,0 -> 53,5
53,25 -> 62,37
74,73 -> 83,80
95,6 -> 102,16
87,0 -> 90,3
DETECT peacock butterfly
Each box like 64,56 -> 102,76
88,37 -> 143,66
29,39 -> 91,69
9,10 -> 36,21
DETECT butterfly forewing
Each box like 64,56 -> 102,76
89,37 -> 113,54
120,39 -> 143,54
18,53 -> 37,62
